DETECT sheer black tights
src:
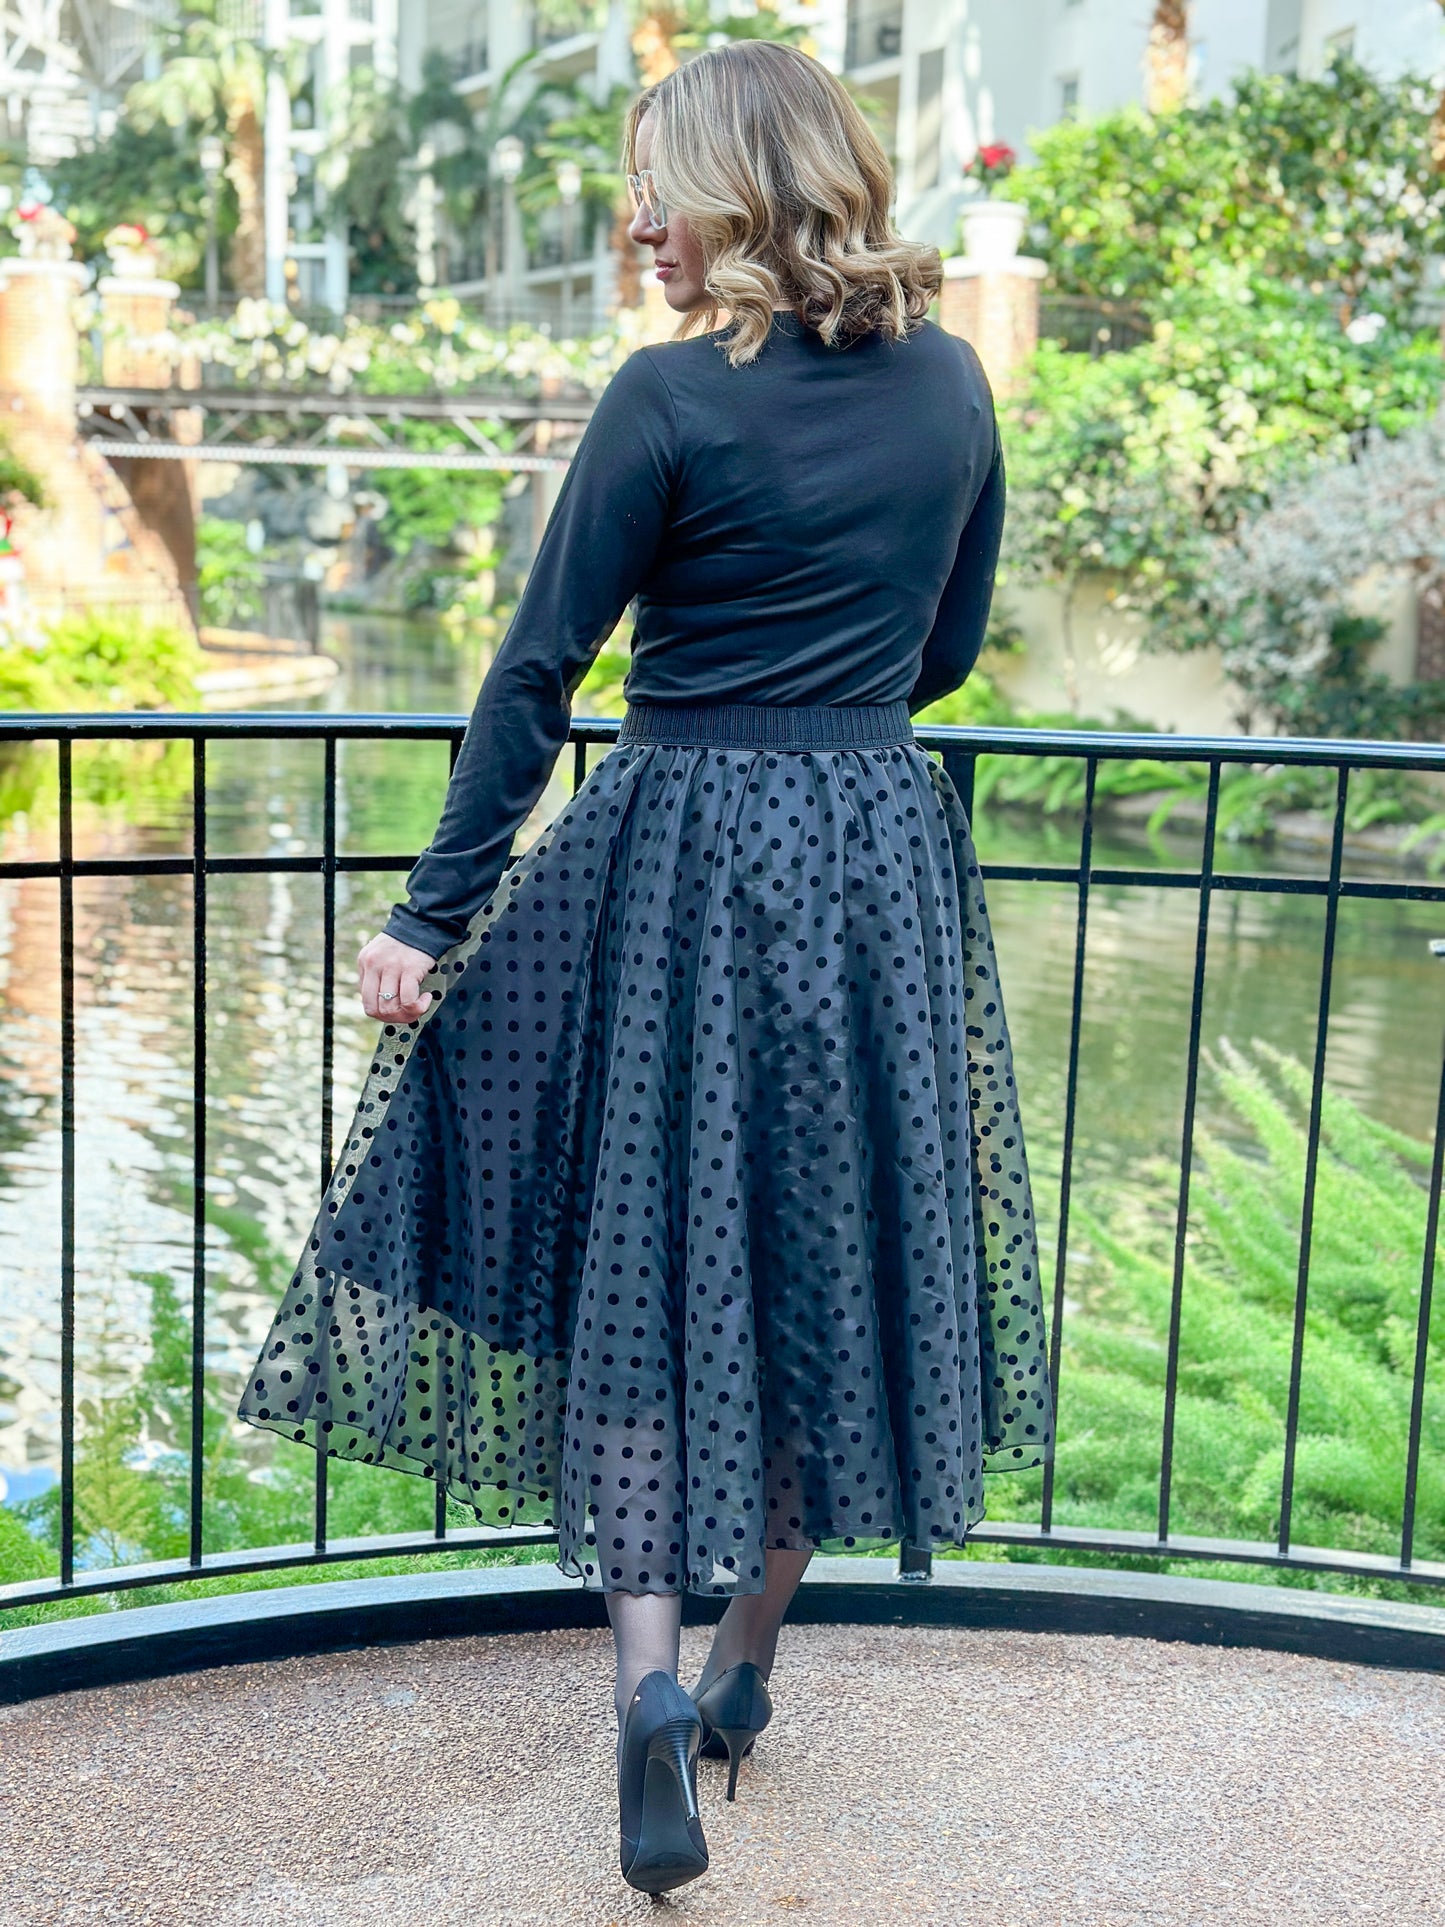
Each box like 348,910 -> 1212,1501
605,1544 -> 815,1747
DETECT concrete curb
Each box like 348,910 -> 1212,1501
4,1556 -> 1444,1704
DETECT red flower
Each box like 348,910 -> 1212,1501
978,144 -> 1017,170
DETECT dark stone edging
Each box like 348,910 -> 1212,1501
4,1556 -> 1444,1705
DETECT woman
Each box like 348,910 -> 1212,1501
238,40 -> 1052,1897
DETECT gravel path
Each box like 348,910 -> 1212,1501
3,1622 -> 1442,1926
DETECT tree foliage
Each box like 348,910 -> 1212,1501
0,614 -> 201,712
125,2 -> 271,294
1011,54 -> 1445,327
317,68 -> 418,296
1005,271 -> 1440,630
1001,51 -> 1445,731
1198,417 -> 1445,729
45,119 -> 231,284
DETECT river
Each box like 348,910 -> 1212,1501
2,613 -> 1441,1554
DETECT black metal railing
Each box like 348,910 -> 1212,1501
3,712 -> 1445,1614
1039,295 -> 1153,357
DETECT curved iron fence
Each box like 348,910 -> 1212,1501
2,712 -> 1445,1614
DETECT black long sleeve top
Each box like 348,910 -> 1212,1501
384,307 -> 1005,959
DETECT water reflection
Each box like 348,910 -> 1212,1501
2,616 -> 1443,1570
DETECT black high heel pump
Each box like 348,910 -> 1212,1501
693,1661 -> 773,1802
617,1671 -> 709,1895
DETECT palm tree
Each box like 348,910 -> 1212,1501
126,3 -> 270,295
630,0 -> 810,85
517,83 -> 643,307
1144,0 -> 1190,116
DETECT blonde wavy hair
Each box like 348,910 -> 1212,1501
622,41 -> 941,367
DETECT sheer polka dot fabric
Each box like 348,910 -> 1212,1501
238,740 -> 1053,1595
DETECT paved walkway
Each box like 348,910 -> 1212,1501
3,1621 -> 1443,1926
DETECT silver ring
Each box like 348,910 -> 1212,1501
380,990 -> 397,1002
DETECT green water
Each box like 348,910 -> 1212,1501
1,613 -> 1442,1572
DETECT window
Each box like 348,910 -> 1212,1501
915,47 -> 945,191
845,2 -> 904,68
1059,73 -> 1080,117
1324,26 -> 1356,60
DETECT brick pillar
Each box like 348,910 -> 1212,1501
0,259 -> 87,639
0,257 -> 87,439
0,256 -> 193,631
938,253 -> 1047,398
97,273 -> 199,620
97,274 -> 180,387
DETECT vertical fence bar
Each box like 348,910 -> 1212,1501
1278,764 -> 1349,1555
320,736 -> 337,1190
941,746 -> 977,820
57,734 -> 76,1589
1039,757 -> 1097,1534
1157,762 -> 1220,1542
1401,991 -> 1445,1568
573,738 -> 586,796
315,737 -> 338,1557
431,731 -> 457,1544
897,1539 -> 933,1583
189,737 -> 208,1567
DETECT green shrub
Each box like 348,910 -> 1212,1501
996,51 -> 1445,736
0,612 -> 202,711
196,518 -> 264,629
1005,1041 -> 1445,1571
1008,55 -> 1445,326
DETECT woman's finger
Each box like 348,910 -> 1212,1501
356,936 -> 435,1022
399,962 -> 433,1019
359,956 -> 385,1020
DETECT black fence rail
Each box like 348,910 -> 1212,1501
3,712 -> 1445,1614
1039,295 -> 1153,357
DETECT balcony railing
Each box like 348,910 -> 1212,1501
1040,294 -> 1153,357
2,713 -> 1445,1615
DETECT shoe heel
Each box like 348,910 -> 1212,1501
717,1727 -> 753,1802
652,1720 -> 702,1827
619,1682 -> 708,1896
694,1661 -> 772,1800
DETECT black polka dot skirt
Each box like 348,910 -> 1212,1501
238,700 -> 1053,1596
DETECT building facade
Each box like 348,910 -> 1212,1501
842,0 -> 1445,250
263,0 -> 401,312
1,0 -> 171,166
405,0 -> 636,331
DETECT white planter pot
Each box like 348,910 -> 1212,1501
958,199 -> 1028,268
108,247 -> 160,279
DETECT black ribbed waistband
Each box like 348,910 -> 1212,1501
618,700 -> 914,751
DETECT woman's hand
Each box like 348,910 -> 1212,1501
357,933 -> 437,1023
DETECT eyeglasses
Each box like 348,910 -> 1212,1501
626,170 -> 667,228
